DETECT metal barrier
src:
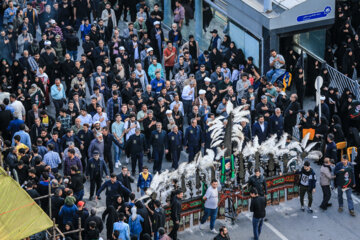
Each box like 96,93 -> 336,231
326,64 -> 360,99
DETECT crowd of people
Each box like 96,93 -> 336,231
0,0 -> 359,240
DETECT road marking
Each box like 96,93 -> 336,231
244,213 -> 289,240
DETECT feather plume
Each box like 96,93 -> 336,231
215,147 -> 227,160
306,150 -> 323,160
226,101 -> 234,115
287,141 -> 302,152
304,142 -> 318,152
211,139 -> 223,148
301,133 -> 310,149
274,133 -> 288,149
208,122 -> 223,132
211,128 -> 224,140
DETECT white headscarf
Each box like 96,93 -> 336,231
131,207 -> 137,221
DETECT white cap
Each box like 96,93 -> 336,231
199,89 -> 206,95
279,91 -> 286,96
94,121 -> 100,124
119,46 -> 125,50
204,77 -> 211,82
44,40 -> 51,46
166,110 -> 172,114
49,19 -> 56,25
320,96 -> 326,101
147,47 -> 154,53
154,21 -> 160,26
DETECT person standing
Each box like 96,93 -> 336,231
68,166 -> 86,201
283,94 -> 300,136
137,166 -> 153,196
96,173 -> 131,207
199,179 -> 219,234
163,41 -> 177,80
116,166 -> 134,202
334,155 -> 356,216
86,151 -> 109,201
295,161 -> 316,213
169,190 -> 183,240
51,78 -> 66,117
102,127 -> 123,174
248,169 -> 267,196
184,118 -> 204,162
250,188 -> 266,240
113,212 -> 130,240
252,115 -> 269,144
324,133 -> 337,163
64,149 -> 83,177
173,1 -> 185,28
152,200 -> 166,240
150,122 -> 167,173
125,128 -> 147,176
166,125 -> 183,169
112,114 -> 125,168
320,158 -> 335,210
42,144 -> 62,173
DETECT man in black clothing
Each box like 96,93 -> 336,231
152,200 -> 166,240
62,53 -> 76,89
82,35 -> 96,62
25,180 -> 41,205
116,166 -> 134,202
84,208 -> 104,233
248,168 -> 267,197
102,127 -> 122,174
69,165 -> 86,201
284,93 -> 300,136
125,128 -> 147,175
51,188 -> 64,223
86,150 -> 109,200
169,190 -> 183,240
250,188 -> 266,240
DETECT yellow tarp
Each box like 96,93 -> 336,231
0,167 -> 53,240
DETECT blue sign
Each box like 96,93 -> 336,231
297,7 -> 331,22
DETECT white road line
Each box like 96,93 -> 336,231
244,214 -> 289,240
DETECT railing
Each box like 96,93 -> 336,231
326,64 -> 360,100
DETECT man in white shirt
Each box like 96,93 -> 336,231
124,113 -> 140,141
181,80 -> 196,117
170,94 -> 184,115
92,105 -> 108,128
199,179 -> 219,233
10,94 -> 25,120
78,108 -> 93,127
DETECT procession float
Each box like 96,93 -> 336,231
143,102 -> 322,231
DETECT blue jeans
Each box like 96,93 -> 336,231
154,231 -> 159,240
252,217 -> 264,240
74,189 -> 84,201
113,142 -> 124,164
67,50 -> 78,61
200,207 -> 218,230
266,68 -> 285,84
337,186 -> 354,210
